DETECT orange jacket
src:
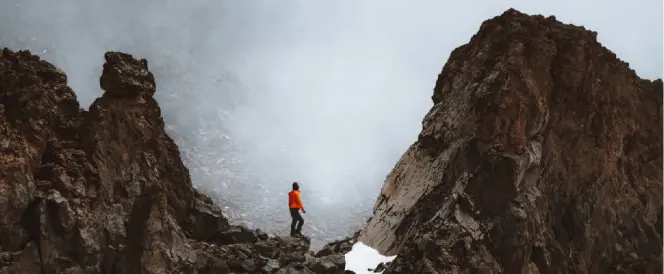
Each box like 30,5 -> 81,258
288,190 -> 305,211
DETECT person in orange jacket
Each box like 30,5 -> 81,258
288,182 -> 306,236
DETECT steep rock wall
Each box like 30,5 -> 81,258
360,8 -> 662,274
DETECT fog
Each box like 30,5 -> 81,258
1,0 -> 661,246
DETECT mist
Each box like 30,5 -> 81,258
1,0 -> 661,246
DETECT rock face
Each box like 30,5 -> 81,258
0,49 -> 345,273
360,9 -> 662,274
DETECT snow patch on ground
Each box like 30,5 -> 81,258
345,241 -> 397,273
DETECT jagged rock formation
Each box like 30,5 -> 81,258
0,49 -> 345,273
360,9 -> 662,274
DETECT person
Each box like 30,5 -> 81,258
288,182 -> 306,236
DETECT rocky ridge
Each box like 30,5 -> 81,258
2,7 -> 661,274
360,8 -> 662,274
0,49 -> 346,273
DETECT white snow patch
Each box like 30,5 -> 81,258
344,241 -> 397,274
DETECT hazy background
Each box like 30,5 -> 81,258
1,0 -> 661,247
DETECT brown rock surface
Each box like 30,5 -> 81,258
359,8 -> 662,274
0,49 -> 345,273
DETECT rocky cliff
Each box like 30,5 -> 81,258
360,9 -> 662,274
0,49 -> 345,274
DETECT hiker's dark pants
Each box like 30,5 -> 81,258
290,208 -> 304,234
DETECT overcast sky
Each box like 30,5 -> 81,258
1,0 -> 661,237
